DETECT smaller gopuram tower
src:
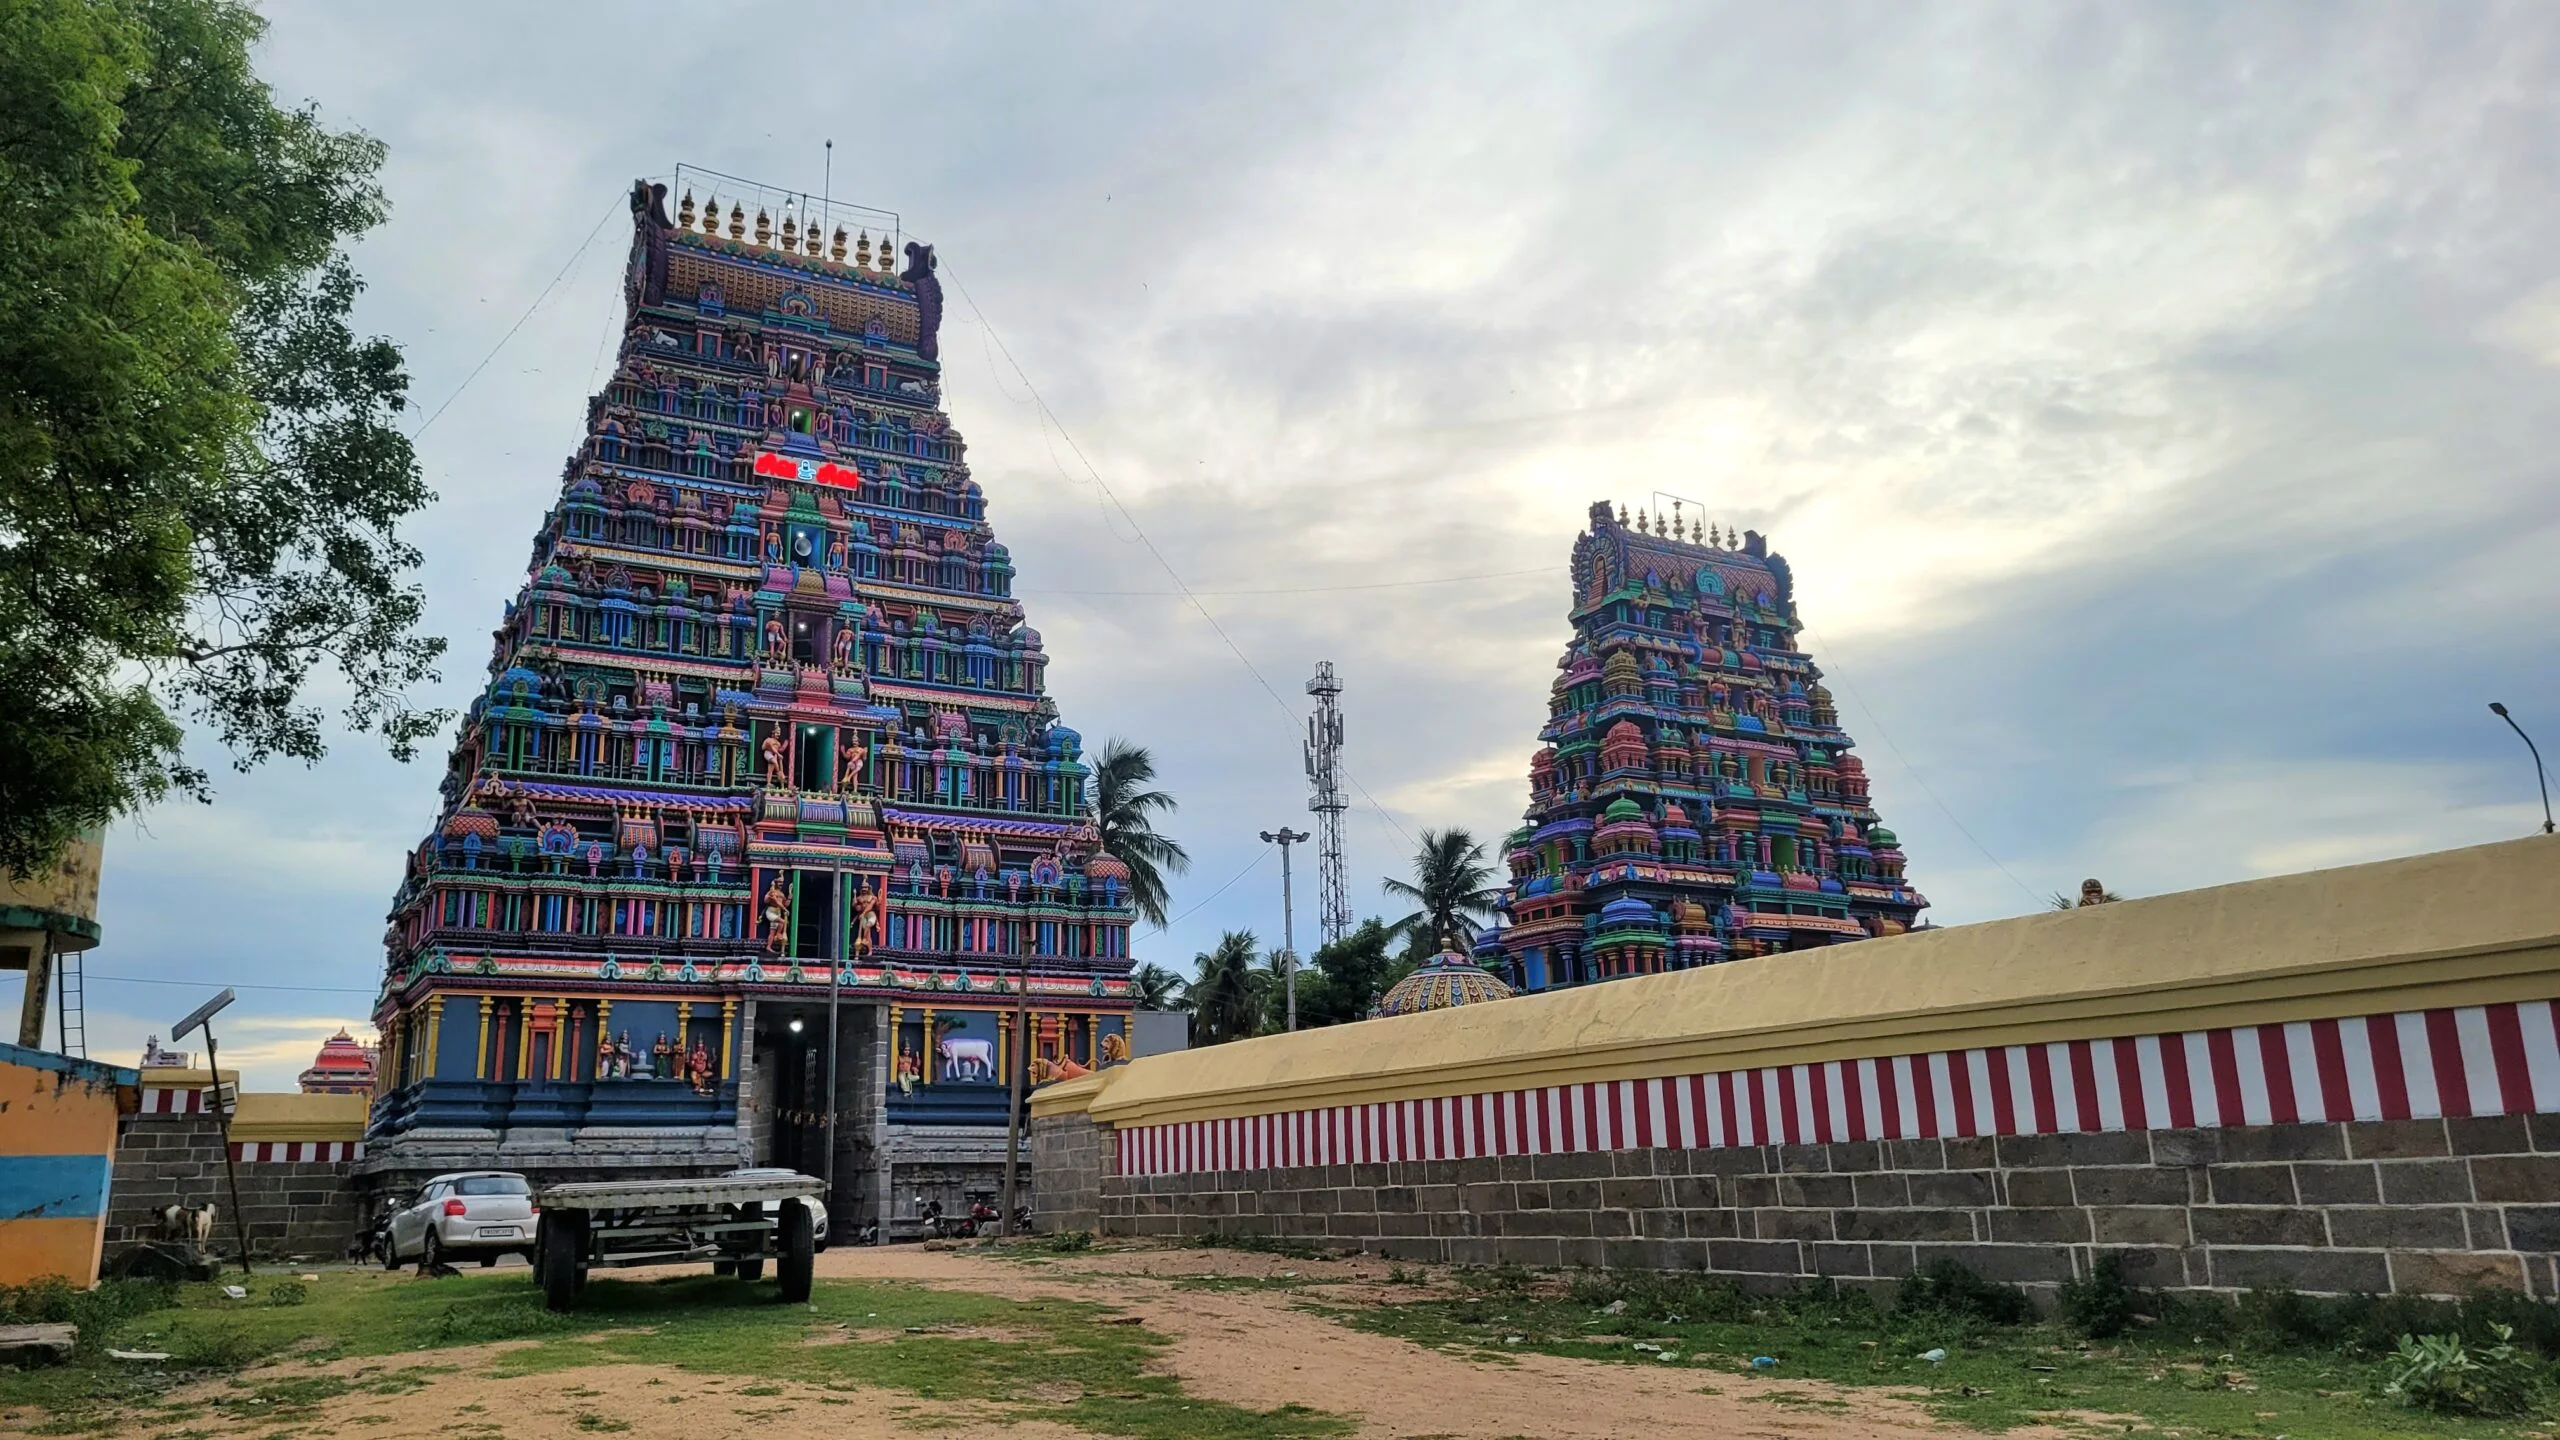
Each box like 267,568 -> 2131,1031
1474,502 -> 1925,991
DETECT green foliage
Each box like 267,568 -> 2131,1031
2383,1325 -> 2545,1418
1091,739 -> 1189,928
1188,930 -> 1269,1045
2057,1251 -> 2141,1339
1041,1230 -> 1096,1253
260,1279 -> 308,1307
1894,1259 -> 2031,1327
1129,962 -> 1187,1011
0,0 -> 444,875
1379,829 -> 1503,949
0,1276 -> 175,1344
1291,918 -> 1412,1027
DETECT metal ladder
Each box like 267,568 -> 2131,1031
55,947 -> 87,1059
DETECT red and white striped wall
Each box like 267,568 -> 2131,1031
141,1085 -> 210,1114
229,1141 -> 364,1163
1117,1000 -> 2560,1178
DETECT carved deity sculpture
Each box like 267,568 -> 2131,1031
851,879 -> 881,954
651,1032 -> 673,1079
901,241 -> 943,360
837,735 -> 868,794
831,624 -> 856,673
2078,878 -> 2115,907
761,873 -> 792,954
1099,1032 -> 1130,1065
761,731 -> 790,787
686,1041 -> 713,1094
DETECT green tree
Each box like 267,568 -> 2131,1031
1090,738 -> 1189,927
1129,961 -> 1187,1011
1380,828 -> 1503,949
1186,930 -> 1267,1045
0,0 -> 444,876
1294,917 -> 1411,1027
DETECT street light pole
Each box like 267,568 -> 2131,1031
821,864 -> 844,1225
1259,828 -> 1309,1030
2490,702 -> 2557,835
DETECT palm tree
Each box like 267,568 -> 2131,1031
1188,931 -> 1268,1045
1130,962 -> 1187,1011
1090,739 -> 1190,928
1381,828 -> 1503,949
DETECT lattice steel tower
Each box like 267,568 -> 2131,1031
1304,662 -> 1351,948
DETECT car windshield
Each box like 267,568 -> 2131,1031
455,1176 -> 530,1196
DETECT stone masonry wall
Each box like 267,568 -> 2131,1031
1075,1111 -> 2560,1300
110,1113 -> 362,1261
1032,1110 -> 1107,1236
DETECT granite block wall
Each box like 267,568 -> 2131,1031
109,1114 -> 362,1262
1031,1109 -> 1106,1235
1069,1111 -> 2560,1299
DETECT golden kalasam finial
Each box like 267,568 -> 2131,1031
780,212 -> 798,250
1617,503 -> 1629,526
856,231 -> 873,267
677,190 -> 696,229
1691,518 -> 1703,543
1709,522 -> 1720,546
727,202 -> 744,239
755,208 -> 772,246
830,225 -> 847,262
1671,499 -> 1683,535
1636,509 -> 1648,534
701,195 -> 721,233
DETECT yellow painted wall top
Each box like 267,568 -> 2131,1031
1075,837 -> 2560,1129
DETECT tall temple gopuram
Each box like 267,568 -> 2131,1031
1473,502 -> 1925,990
363,176 -> 1137,1229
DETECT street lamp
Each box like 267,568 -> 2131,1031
2489,703 -> 2556,835
1259,828 -> 1309,1030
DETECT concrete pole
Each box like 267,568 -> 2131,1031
16,935 -> 52,1050
1260,828 -> 1309,1030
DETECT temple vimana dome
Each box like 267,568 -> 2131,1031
1472,501 -> 1925,993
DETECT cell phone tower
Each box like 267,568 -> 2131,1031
1304,662 -> 1352,948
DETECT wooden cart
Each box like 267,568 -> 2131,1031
530,1173 -> 824,1311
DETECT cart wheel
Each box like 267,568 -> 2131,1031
776,1199 -> 814,1303
539,1211 -> 586,1312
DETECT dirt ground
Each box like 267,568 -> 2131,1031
89,1245 -> 2063,1439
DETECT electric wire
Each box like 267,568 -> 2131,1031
1021,565 -> 1566,597
940,264 -> 1417,854
1166,842 -> 1273,929
409,194 -> 623,441
1795,621 -> 2046,910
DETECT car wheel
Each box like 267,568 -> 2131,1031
422,1231 -> 443,1272
479,1253 -> 497,1267
379,1233 -> 400,1270
776,1200 -> 814,1303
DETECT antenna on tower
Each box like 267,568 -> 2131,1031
1304,662 -> 1351,949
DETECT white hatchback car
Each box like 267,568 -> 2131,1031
724,1167 -> 828,1251
381,1171 -> 538,1269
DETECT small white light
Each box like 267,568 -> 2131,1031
789,1018 -> 804,1034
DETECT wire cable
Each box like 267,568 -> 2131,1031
1795,621 -> 2045,909
1166,842 -> 1274,929
410,195 -> 623,441
1022,565 -> 1567,597
941,264 -> 1417,852
78,972 -> 379,996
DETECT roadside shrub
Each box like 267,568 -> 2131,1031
1895,1260 -> 2031,1327
1041,1230 -> 1094,1253
0,1277 -> 78,1324
2384,1325 -> 2546,1418
262,1279 -> 309,1307
2058,1252 -> 2144,1339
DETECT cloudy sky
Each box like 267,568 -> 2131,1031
18,1 -> 2558,1088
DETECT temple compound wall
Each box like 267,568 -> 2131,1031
108,1076 -> 367,1262
1033,837 -> 2560,1299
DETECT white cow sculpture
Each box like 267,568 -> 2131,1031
936,1036 -> 994,1081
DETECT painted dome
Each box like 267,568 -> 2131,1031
1374,940 -> 1517,1018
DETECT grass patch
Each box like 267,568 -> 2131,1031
1328,1267 -> 2560,1439
0,1269 -> 1346,1440
1196,1233 -> 1328,1262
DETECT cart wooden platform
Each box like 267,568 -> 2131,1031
531,1173 -> 824,1311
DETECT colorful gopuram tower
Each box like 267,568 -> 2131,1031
364,177 -> 1136,1227
1473,502 -> 1925,991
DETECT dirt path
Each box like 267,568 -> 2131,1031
826,1243 -> 2044,1440
60,1246 -> 2063,1439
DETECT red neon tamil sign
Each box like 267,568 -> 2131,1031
753,451 -> 862,489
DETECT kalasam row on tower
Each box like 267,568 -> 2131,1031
363,176 -> 1138,1231
1472,501 -> 1927,991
